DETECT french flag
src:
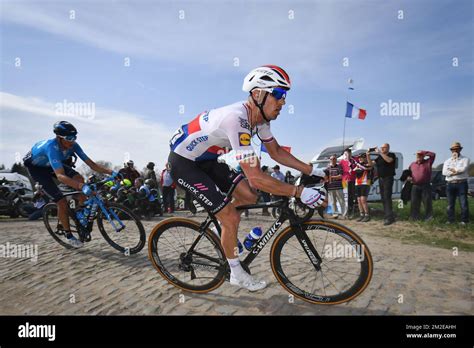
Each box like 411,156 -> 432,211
345,102 -> 366,120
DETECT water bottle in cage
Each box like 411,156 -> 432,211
243,227 -> 263,251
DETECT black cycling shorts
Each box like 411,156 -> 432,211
355,184 -> 370,198
168,151 -> 240,215
24,161 -> 80,202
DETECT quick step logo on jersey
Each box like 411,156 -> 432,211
186,136 -> 209,151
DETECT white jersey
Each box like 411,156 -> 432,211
170,101 -> 274,162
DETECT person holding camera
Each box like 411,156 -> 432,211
367,143 -> 396,226
442,142 -> 470,225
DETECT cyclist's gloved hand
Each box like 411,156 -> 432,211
310,165 -> 326,178
81,184 -> 93,196
300,186 -> 327,208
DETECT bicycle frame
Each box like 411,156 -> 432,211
196,200 -> 323,272
63,188 -> 126,234
186,173 -> 324,273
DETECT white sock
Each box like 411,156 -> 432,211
227,258 -> 246,277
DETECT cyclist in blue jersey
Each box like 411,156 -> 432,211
23,121 -> 119,248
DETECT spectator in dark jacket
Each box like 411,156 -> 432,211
144,162 -> 157,182
119,160 -> 141,183
368,144 -> 397,225
408,150 -> 436,221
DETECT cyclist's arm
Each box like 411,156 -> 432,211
264,140 -> 312,175
53,167 -> 84,190
240,158 -> 300,197
48,144 -> 85,190
72,143 -> 111,175
84,159 -> 113,175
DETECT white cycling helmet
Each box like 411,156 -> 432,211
242,65 -> 291,92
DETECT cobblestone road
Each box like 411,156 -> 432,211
0,212 -> 472,315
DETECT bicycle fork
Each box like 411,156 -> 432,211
99,200 -> 126,232
292,223 -> 323,272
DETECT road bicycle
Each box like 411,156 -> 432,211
43,175 -> 146,254
148,174 -> 373,305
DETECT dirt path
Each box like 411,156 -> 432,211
0,212 -> 472,315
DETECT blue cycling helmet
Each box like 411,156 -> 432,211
53,121 -> 77,137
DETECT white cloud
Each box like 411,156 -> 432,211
0,92 -> 174,171
0,0 -> 408,90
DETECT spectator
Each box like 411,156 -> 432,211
260,165 -> 271,216
368,143 -> 396,226
442,142 -> 470,225
144,162 -> 158,182
271,165 -> 285,182
285,171 -> 295,184
161,162 -> 176,214
354,153 -> 374,222
408,150 -> 436,221
326,155 -> 346,219
340,149 -> 357,219
119,160 -> 141,183
270,164 -> 285,203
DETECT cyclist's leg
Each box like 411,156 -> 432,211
25,164 -> 72,231
63,165 -> 86,206
169,153 -> 242,257
215,203 -> 241,258
232,179 -> 258,208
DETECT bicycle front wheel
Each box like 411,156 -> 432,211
270,220 -> 373,305
148,218 -> 227,293
97,202 -> 146,254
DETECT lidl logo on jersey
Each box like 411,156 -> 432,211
239,133 -> 251,146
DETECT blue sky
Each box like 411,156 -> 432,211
1,0 -> 472,174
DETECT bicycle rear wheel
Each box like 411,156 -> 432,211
270,220 -> 373,305
42,203 -> 81,249
97,202 -> 146,254
148,218 -> 227,293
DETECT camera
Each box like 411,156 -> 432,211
368,147 -> 377,152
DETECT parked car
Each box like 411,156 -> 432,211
431,170 -> 446,200
468,177 -> 474,197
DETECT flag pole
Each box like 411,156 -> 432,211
343,78 -> 353,151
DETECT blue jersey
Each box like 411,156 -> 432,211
28,138 -> 90,170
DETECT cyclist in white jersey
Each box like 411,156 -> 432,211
169,65 -> 327,291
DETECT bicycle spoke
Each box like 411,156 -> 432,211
273,223 -> 372,304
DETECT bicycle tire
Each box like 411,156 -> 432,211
148,218 -> 227,293
96,202 -> 146,254
270,219 -> 373,305
42,202 -> 81,250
